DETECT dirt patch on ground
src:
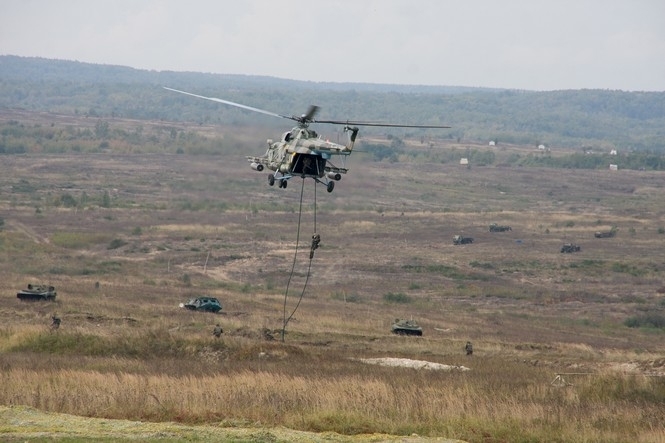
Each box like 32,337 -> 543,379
359,357 -> 470,372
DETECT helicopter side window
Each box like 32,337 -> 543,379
283,132 -> 292,142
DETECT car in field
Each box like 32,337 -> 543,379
181,296 -> 222,313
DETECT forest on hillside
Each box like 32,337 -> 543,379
1,55 -> 664,152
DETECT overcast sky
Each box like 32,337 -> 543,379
2,0 -> 664,91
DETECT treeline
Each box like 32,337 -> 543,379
2,112 -> 664,170
361,141 -> 665,171
0,117 -> 247,156
1,55 -> 664,153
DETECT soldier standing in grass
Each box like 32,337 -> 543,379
50,314 -> 61,332
213,324 -> 223,338
465,341 -> 473,356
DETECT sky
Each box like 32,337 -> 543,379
1,0 -> 664,91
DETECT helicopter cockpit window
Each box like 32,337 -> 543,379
283,132 -> 292,142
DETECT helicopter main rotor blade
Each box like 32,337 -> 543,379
164,87 -> 292,121
165,87 -> 450,129
314,119 -> 451,129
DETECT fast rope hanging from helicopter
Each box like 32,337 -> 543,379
281,178 -> 321,342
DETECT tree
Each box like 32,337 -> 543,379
101,190 -> 111,208
95,120 -> 109,139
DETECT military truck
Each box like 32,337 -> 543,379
17,284 -> 57,301
489,223 -> 512,232
560,243 -> 581,253
453,235 -> 474,245
391,319 -> 423,336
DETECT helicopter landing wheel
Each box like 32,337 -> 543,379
280,180 -> 287,189
268,174 -> 275,186
326,181 -> 335,193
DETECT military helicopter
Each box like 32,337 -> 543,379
164,87 -> 450,193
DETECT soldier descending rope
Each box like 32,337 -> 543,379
310,233 -> 321,259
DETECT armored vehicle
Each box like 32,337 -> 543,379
391,319 -> 423,336
182,297 -> 222,313
453,235 -> 474,245
489,223 -> 512,232
17,284 -> 57,301
594,228 -> 616,238
560,243 -> 581,253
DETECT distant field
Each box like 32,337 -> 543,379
1,112 -> 664,442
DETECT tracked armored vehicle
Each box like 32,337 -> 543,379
17,284 -> 57,301
391,319 -> 423,336
594,228 -> 617,238
453,235 -> 474,245
560,243 -> 581,253
489,223 -> 512,232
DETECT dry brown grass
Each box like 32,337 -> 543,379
1,114 -> 664,442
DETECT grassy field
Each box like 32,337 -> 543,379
1,113 -> 664,442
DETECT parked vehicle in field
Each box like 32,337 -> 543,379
181,296 -> 222,313
453,235 -> 474,245
489,223 -> 512,232
391,319 -> 423,336
594,227 -> 617,238
17,284 -> 57,301
560,243 -> 581,253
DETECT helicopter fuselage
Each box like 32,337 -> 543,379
247,126 -> 355,192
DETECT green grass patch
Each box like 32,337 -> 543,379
402,263 -> 477,280
330,292 -> 361,303
12,331 -> 213,359
383,292 -> 412,304
611,262 -> 648,276
624,313 -> 665,330
51,231 -> 112,249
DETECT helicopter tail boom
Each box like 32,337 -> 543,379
344,126 -> 359,152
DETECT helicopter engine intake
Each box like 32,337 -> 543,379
250,162 -> 264,172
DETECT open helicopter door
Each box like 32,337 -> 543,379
290,153 -> 326,178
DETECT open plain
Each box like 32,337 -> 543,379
1,113 -> 664,442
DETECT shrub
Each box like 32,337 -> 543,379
108,238 -> 127,250
383,292 -> 411,304
624,314 -> 665,329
